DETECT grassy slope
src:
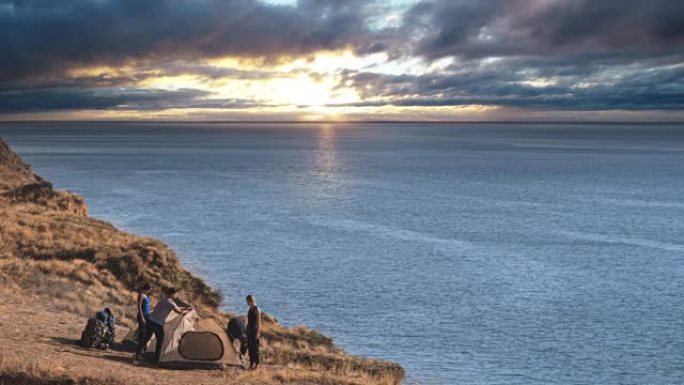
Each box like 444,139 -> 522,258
0,138 -> 403,385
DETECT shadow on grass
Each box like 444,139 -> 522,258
49,337 -> 158,368
51,337 -> 132,352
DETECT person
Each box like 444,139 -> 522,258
245,294 -> 261,370
226,317 -> 248,363
133,283 -> 152,363
93,308 -> 115,348
103,308 -> 116,340
147,288 -> 191,364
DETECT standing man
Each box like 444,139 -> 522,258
245,294 -> 261,371
147,288 -> 191,364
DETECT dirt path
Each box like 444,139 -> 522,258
0,300 -> 285,385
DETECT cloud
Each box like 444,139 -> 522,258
401,0 -> 684,59
0,87 -> 264,112
0,0 -> 384,81
337,58 -> 684,110
0,0 -> 683,116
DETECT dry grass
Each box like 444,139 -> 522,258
232,367 -> 402,385
0,138 -> 404,385
0,354 -> 132,385
0,201 -> 223,308
0,257 -> 136,323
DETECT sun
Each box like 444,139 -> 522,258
263,74 -> 360,109
271,75 -> 333,107
121,52 -> 364,115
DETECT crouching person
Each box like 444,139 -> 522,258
147,288 -> 191,364
227,317 -> 248,364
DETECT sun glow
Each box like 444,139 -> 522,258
209,72 -> 360,109
269,75 -> 335,106
43,50 -> 493,120
141,74 -> 207,90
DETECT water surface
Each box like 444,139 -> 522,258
2,122 -> 684,384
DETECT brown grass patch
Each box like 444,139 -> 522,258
0,137 -> 404,384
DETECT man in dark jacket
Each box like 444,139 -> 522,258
226,317 -> 248,363
246,294 -> 261,371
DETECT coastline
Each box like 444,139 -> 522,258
0,137 -> 404,385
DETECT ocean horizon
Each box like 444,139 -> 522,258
2,121 -> 684,385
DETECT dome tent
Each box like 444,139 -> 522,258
152,309 -> 241,369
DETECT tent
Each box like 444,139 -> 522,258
122,327 -> 138,350
126,309 -> 241,369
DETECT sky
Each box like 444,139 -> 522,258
0,0 -> 683,121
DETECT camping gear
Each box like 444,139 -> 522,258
149,309 -> 241,369
95,309 -> 116,341
78,317 -> 110,349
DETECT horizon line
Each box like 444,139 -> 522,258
1,120 -> 683,125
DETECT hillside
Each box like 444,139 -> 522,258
0,137 -> 404,385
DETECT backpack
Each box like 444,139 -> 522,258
78,317 -> 109,349
96,310 -> 116,342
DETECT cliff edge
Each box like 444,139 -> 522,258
0,137 -> 403,385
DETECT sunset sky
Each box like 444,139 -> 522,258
1,0 -> 683,121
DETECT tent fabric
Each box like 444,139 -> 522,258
179,332 -> 223,360
153,309 -> 240,369
121,327 -> 139,350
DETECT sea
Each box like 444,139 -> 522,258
2,122 -> 683,385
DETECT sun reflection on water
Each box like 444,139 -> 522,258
307,124 -> 348,202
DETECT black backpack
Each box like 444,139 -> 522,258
78,317 -> 109,349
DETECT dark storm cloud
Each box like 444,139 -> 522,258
332,0 -> 684,113
337,60 -> 684,110
0,87 -> 262,112
0,0 -> 381,81
0,61 -> 280,91
0,0 -> 683,114
402,0 -> 684,59
516,0 -> 684,49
